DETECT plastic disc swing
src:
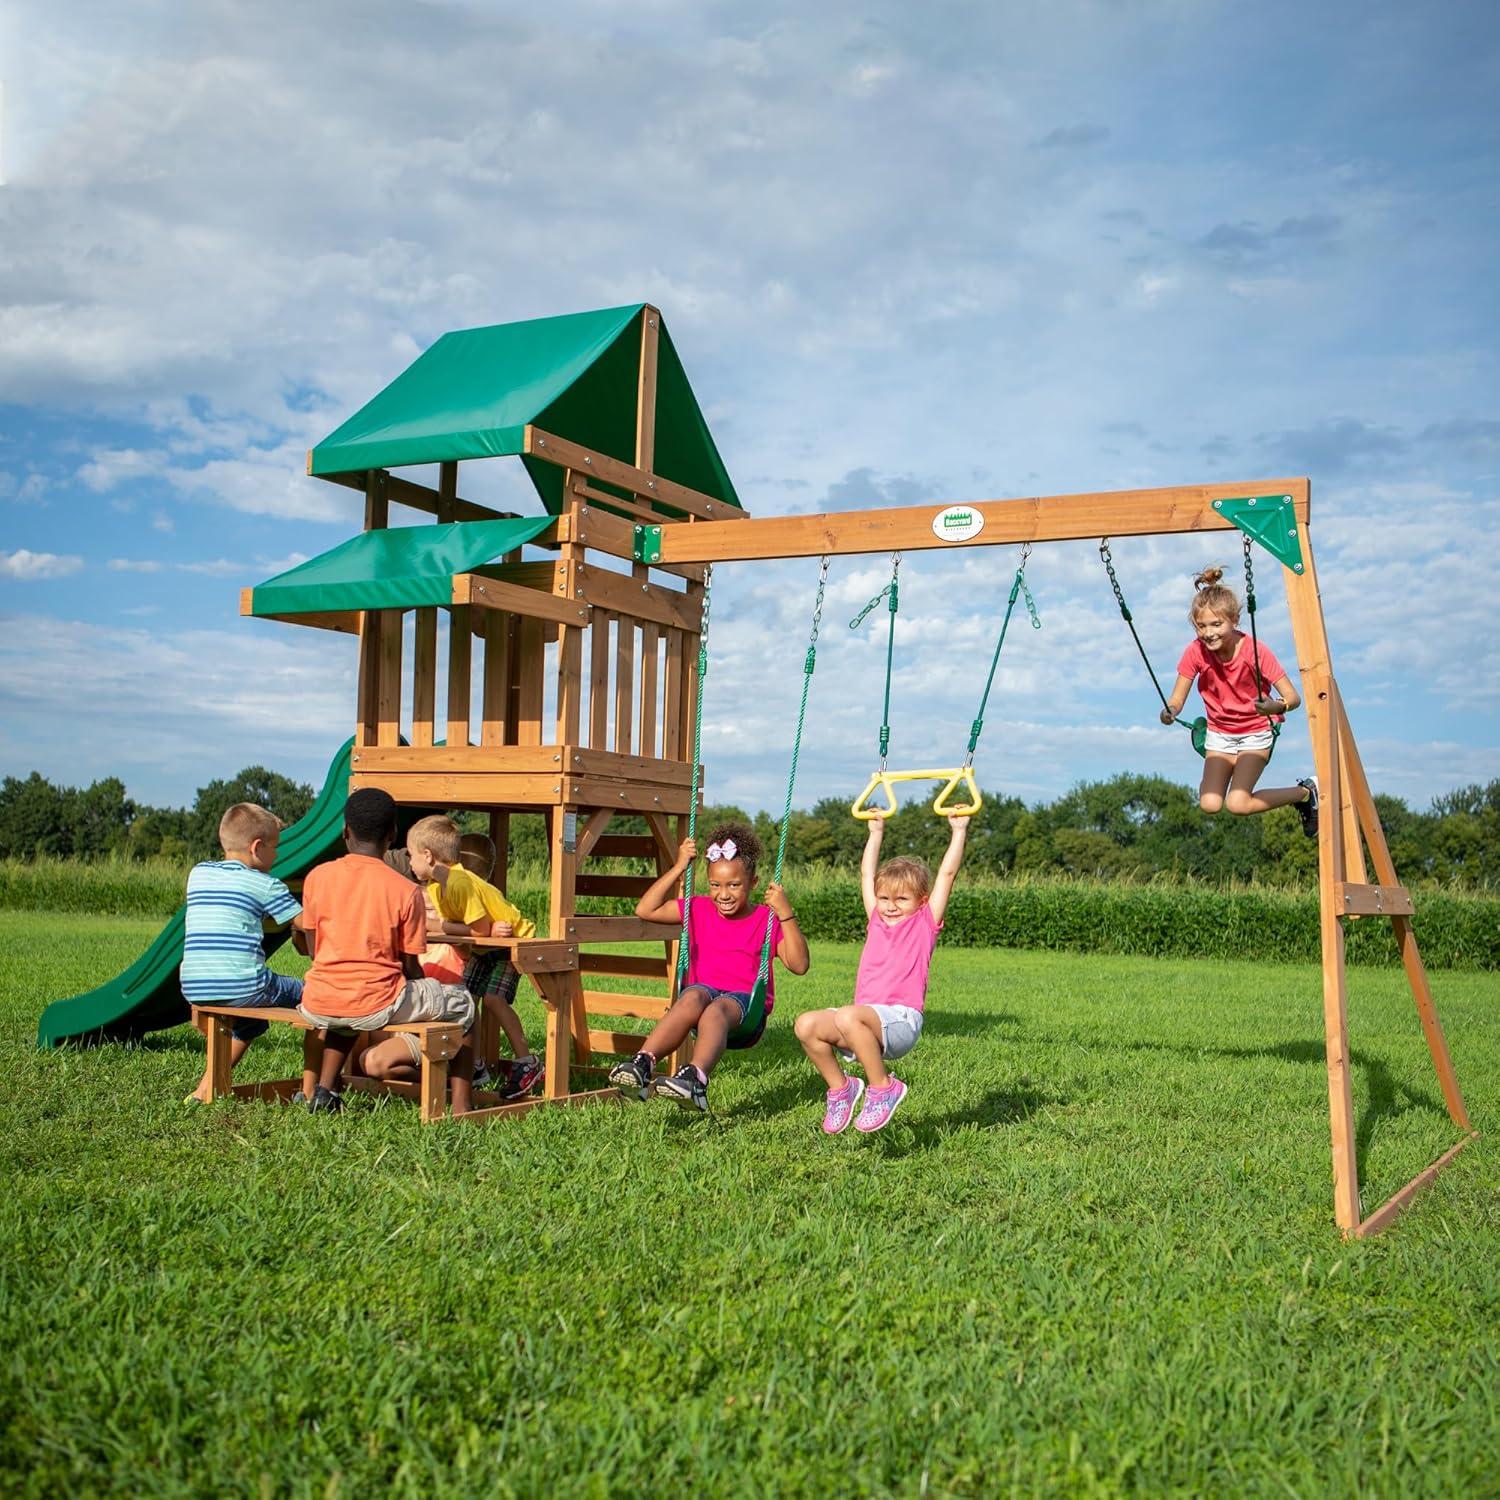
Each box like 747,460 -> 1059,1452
675,556 -> 831,1049
1098,537 -> 1209,758
849,545 -> 1041,820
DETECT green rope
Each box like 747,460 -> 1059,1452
754,555 -> 830,995
675,566 -> 713,988
965,544 -> 1041,761
850,554 -> 900,765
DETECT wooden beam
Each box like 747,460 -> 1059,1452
649,479 -> 1312,564
240,592 -> 361,634
376,608 -> 403,748
1334,882 -> 1414,917
447,601 -> 471,749
583,992 -> 672,1021
556,500 -> 706,582
525,426 -> 747,523
1354,1133 -> 1478,1239
636,305 -> 659,472
454,573 -> 590,627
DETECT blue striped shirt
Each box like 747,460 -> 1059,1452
180,860 -> 301,1004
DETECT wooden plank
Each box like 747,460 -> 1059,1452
316,466 -> 522,525
548,806 -> 578,983
533,971 -> 574,1102
517,616 -> 545,747
576,809 -> 614,861
570,478 -> 679,528
566,915 -> 674,943
203,1013 -> 233,1098
583,992 -> 672,1021
636,305 -> 659,471
239,592 -> 361,634
481,609 -> 510,746
588,612 -> 612,750
575,873 -> 655,898
451,1087 -> 619,1125
514,559 -> 702,634
678,631 -> 699,767
525,425 -> 747,522
447,603 -> 472,748
578,952 -> 670,979
614,618 -> 636,754
556,501 -> 706,582
644,813 -> 679,866
639,621 -> 660,759
556,624 -> 583,746
412,607 -> 437,747
663,628 -> 685,759
1334,882 -> 1414,917
651,478 -> 1312,564
1336,723 -> 1368,886
589,834 -> 657,860
454,573 -> 590,627
355,610 -> 380,747
437,461 -> 458,523
565,778 -> 692,814
1333,680 -> 1472,1132
1353,1133 -> 1478,1239
376,608 -> 403,748
349,772 -> 564,805
510,941 -> 580,975
364,468 -> 389,531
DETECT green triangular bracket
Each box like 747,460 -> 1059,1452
633,523 -> 663,564
1211,493 -> 1306,574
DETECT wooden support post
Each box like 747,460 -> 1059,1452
639,618 -> 660,760
636,305 -> 659,472
517,617 -> 545,746
481,610 -> 510,746
663,628 -> 685,760
201,1012 -> 233,1099
355,470 -> 390,747
534,972 -> 574,1100
412,607 -> 437,747
447,604 -> 472,748
376,608 -> 403,747
488,810 -> 510,887
589,612 -> 611,749
614,618 -> 636,754
437,461 -> 458,524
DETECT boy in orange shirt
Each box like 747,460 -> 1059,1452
296,788 -> 476,1114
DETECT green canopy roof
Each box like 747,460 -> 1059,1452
249,517 -> 555,616
308,304 -> 741,515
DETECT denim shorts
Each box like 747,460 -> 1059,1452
226,971 -> 304,1043
1204,726 -> 1275,756
681,985 -> 753,1025
837,1003 -> 925,1062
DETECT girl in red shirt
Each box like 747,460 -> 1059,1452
1162,566 -> 1319,834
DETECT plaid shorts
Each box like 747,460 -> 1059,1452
463,949 -> 522,1006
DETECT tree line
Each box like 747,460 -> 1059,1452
2,765 -> 1496,891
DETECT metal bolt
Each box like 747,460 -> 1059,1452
1282,494 -> 1291,503
553,754 -> 560,762
537,438 -> 546,448
1213,500 -> 1222,509
1249,497 -> 1257,506
584,456 -> 593,465
634,524 -> 643,533
647,481 -> 656,490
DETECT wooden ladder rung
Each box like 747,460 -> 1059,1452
575,874 -> 656,898
579,953 -> 671,979
583,990 -> 672,1021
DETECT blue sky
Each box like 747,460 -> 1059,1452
2,0 -> 1496,814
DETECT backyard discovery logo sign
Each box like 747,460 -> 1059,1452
931,504 -> 985,542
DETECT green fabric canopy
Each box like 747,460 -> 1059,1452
249,517 -> 555,616
308,304 -> 741,515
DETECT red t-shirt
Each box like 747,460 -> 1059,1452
1177,636 -> 1287,735
299,854 -> 426,1019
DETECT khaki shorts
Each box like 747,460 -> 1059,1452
300,977 -> 476,1064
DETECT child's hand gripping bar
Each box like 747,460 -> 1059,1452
851,767 -> 984,820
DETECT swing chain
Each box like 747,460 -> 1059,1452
1099,538 -> 1131,621
849,552 -> 901,630
1015,543 -> 1041,630
1242,533 -> 1257,617
804,554 -> 830,674
676,564 -> 713,986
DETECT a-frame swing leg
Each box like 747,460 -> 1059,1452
1286,533 -> 1475,1236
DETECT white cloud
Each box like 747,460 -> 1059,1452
0,548 -> 84,579
108,558 -> 162,572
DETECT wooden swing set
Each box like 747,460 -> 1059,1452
233,303 -> 1471,1236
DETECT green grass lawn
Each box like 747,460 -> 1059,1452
2,913 -> 1496,1497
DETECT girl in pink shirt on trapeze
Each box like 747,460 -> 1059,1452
1161,565 -> 1319,838
794,812 -> 970,1135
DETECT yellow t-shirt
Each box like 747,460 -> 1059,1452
428,864 -> 535,939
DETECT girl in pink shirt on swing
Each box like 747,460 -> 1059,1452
794,812 -> 970,1134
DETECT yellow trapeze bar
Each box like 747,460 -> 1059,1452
850,766 -> 982,820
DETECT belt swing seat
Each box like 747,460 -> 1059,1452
675,557 -> 831,1048
849,546 -> 1041,821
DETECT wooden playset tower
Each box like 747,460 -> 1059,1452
243,303 -> 1472,1236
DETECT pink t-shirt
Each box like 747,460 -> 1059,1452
677,896 -> 783,1013
854,902 -> 941,1011
1177,636 -> 1287,735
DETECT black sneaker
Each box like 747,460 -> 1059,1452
655,1064 -> 708,1113
608,1052 -> 654,1101
1296,776 -> 1320,839
307,1085 -> 343,1115
504,1055 -> 544,1100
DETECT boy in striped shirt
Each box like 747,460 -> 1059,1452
181,803 -> 305,1102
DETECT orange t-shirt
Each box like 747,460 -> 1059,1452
299,853 -> 426,1019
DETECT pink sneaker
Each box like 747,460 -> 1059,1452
821,1076 -> 865,1135
854,1076 -> 907,1133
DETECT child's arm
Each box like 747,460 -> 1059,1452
928,815 -> 970,925
859,816 -> 885,918
634,838 -> 697,924
1161,674 -> 1194,724
1256,673 -> 1300,716
291,924 -> 312,958
763,883 -> 810,975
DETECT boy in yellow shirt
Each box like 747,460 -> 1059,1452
405,814 -> 542,1098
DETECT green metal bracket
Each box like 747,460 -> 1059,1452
1212,494 -> 1305,574
633,524 -> 663,565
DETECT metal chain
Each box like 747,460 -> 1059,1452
1243,533 -> 1273,708
756,554 -> 830,990
675,565 -> 713,985
1099,537 -> 1176,718
1100,539 -> 1130,620
849,551 -> 901,628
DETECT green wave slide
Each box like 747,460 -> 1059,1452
37,739 -> 354,1048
